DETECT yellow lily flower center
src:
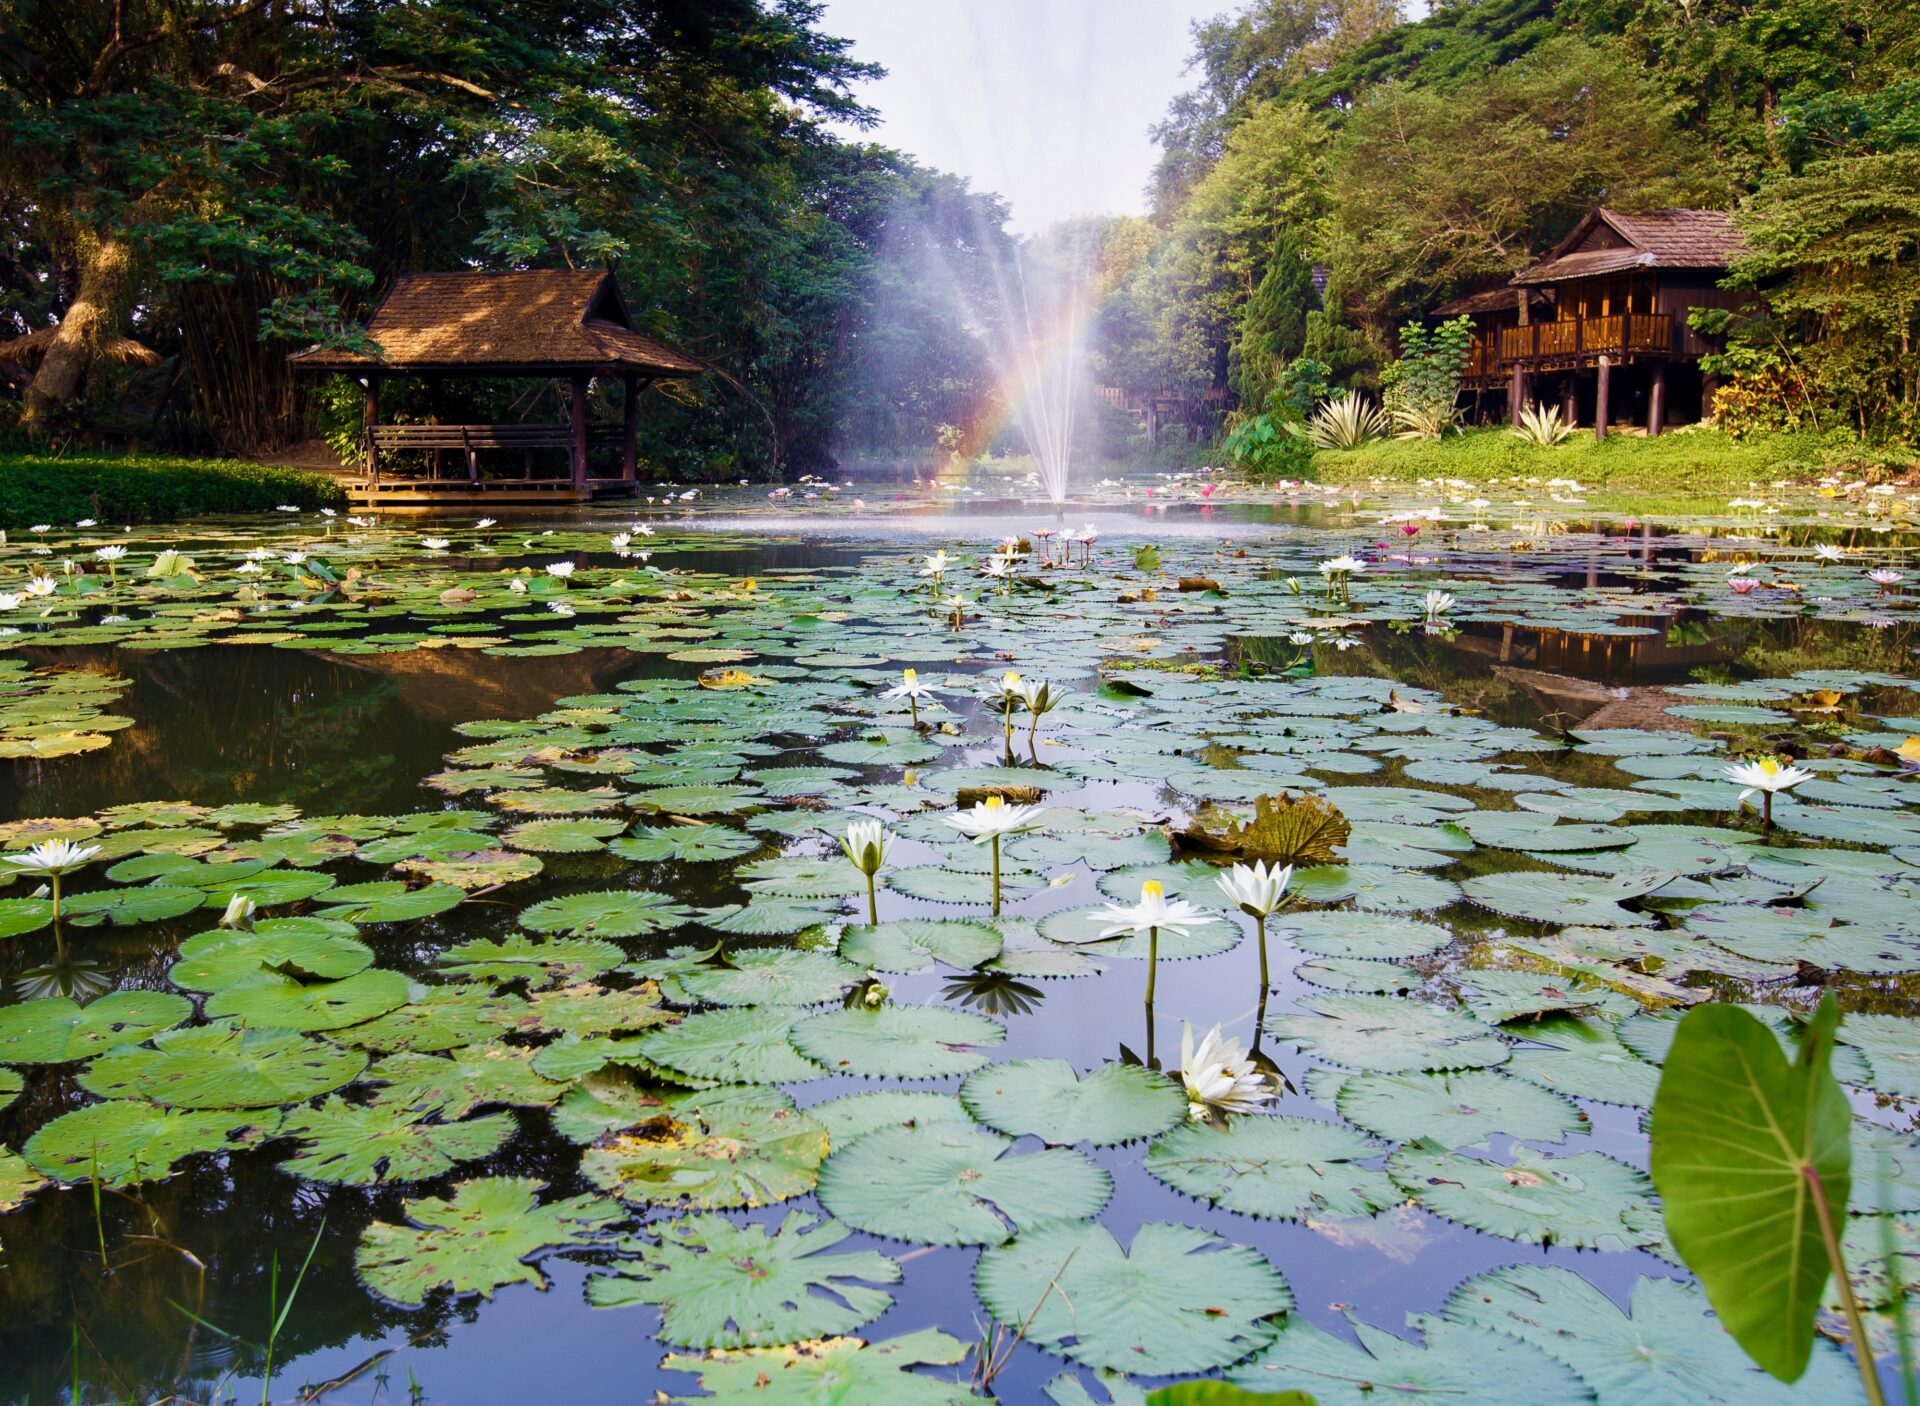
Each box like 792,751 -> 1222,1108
1759,757 -> 1782,776
903,669 -> 917,682
1004,672 -> 1021,687
985,795 -> 1004,810
1141,880 -> 1164,902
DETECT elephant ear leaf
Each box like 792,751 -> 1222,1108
1649,993 -> 1851,1383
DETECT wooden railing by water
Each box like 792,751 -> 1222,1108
1497,313 -> 1674,365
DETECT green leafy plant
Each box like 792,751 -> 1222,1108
1147,1385 -> 1318,1405
1511,401 -> 1575,447
1649,994 -> 1883,1403
1307,392 -> 1387,449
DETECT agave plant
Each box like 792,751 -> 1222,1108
1511,401 -> 1574,447
1307,393 -> 1388,449
1390,401 -> 1461,441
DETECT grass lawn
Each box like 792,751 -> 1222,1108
1310,426 -> 1916,503
0,451 -> 345,530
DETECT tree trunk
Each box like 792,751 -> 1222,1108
178,273 -> 299,452
23,233 -> 134,431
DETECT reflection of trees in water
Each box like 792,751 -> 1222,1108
0,1150 -> 472,1404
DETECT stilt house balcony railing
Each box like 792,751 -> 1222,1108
1497,313 -> 1674,367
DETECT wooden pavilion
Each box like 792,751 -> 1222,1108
290,270 -> 703,507
1431,208 -> 1748,437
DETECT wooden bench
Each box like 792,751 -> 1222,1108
368,423 -> 575,483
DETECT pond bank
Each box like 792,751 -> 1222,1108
0,451 -> 344,530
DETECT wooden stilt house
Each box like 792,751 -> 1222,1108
290,270 -> 703,507
1502,208 -> 1748,438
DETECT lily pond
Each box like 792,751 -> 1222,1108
6,478 -> 1920,1405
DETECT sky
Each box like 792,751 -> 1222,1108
818,0 -> 1228,233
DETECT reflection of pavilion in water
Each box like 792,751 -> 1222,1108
1451,615 -> 1725,685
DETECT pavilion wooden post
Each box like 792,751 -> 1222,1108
1561,374 -> 1577,426
621,374 -> 639,481
364,376 -> 381,485
1648,361 -> 1667,437
1595,356 -> 1612,441
1509,363 -> 1529,427
570,374 -> 590,492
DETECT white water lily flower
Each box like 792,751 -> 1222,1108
1217,861 -> 1292,918
219,893 -> 257,931
947,794 -> 1045,842
74,518 -> 96,528
1180,1022 -> 1280,1121
6,838 -> 101,876
421,537 -> 450,550
883,668 -> 937,702
0,594 -> 19,611
1287,631 -> 1315,646
475,518 -> 496,529
1317,555 -> 1364,577
545,561 -> 576,579
347,516 -> 374,528
508,578 -> 528,594
283,552 -> 307,565
548,601 -> 575,616
919,549 -> 954,580
1422,589 -> 1454,620
92,545 -> 126,562
320,509 -> 337,518
24,576 -> 56,597
839,819 -> 895,876
1094,880 -> 1211,939
28,524 -> 48,533
1869,568 -> 1904,586
1814,543 -> 1844,561
1725,756 -> 1815,801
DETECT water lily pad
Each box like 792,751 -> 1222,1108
0,897 -> 53,937
304,871 -> 466,919
839,918 -> 1004,974
503,818 -> 627,853
580,1086 -> 829,1210
81,1024 -> 367,1107
1146,1115 -> 1394,1219
610,824 -> 761,863
1280,911 -> 1451,960
792,1005 -> 1004,1078
354,1175 -> 621,1306
204,967 -> 411,1032
279,1099 -> 514,1184
1267,995 -> 1508,1073
519,888 -> 695,938
1228,1314 -> 1589,1406
665,948 -> 863,1007
1459,870 -> 1666,927
639,1008 -> 824,1084
169,920 -> 372,992
1333,1069 -> 1584,1148
817,1122 -> 1110,1245
961,1060 -> 1185,1146
366,1047 -> 564,1118
974,1221 -> 1291,1375
707,896 -> 842,936
657,1328 -> 973,1406
1389,1142 -> 1658,1252
1443,1263 -> 1858,1405
0,990 -> 193,1063
587,1210 -> 901,1347
24,1100 -> 277,1186
806,1090 -> 974,1146
436,935 -> 624,988
62,884 -> 203,926
341,982 -> 532,1053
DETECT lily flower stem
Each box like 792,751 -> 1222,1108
865,873 -> 878,926
1027,715 -> 1041,762
990,837 -> 1002,917
50,872 -> 60,924
1256,914 -> 1269,991
1145,925 -> 1159,1008
909,696 -> 920,729
1762,792 -> 1773,842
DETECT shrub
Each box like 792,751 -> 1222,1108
0,452 -> 345,529
1307,393 -> 1387,449
1511,402 -> 1574,447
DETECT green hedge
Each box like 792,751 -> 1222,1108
0,452 -> 346,530
1311,426 -> 1914,495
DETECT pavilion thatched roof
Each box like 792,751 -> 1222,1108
290,270 -> 704,377
1514,208 -> 1748,286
